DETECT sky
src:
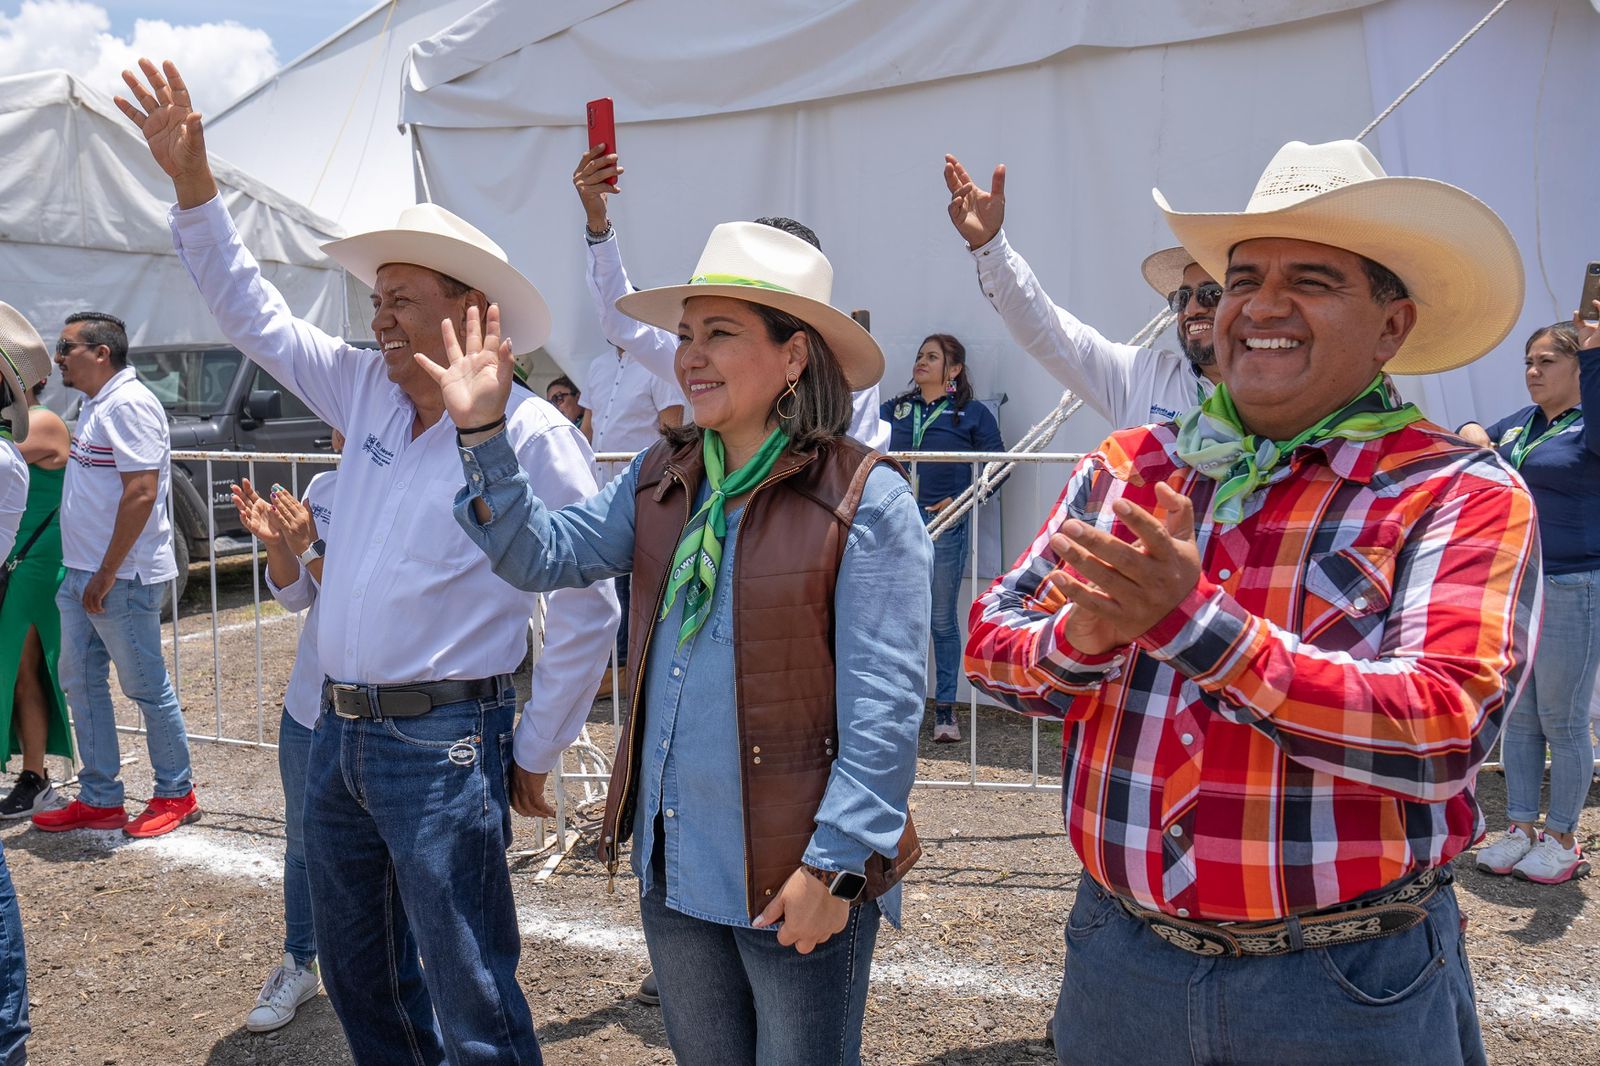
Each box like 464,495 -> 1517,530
0,0 -> 378,113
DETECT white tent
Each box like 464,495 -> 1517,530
0,68 -> 355,408
400,0 -> 1598,541
207,0 -> 482,236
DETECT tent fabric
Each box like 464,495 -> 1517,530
0,70 -> 354,409
401,0 -> 1382,126
402,1 -> 1596,701
208,0 -> 482,235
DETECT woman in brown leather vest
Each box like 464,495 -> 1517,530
423,221 -> 933,1066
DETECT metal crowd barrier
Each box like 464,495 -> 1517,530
117,447 -> 1545,870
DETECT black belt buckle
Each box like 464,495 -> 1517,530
329,682 -> 373,720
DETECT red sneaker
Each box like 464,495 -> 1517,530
123,791 -> 201,839
32,798 -> 128,832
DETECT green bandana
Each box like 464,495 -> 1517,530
1174,374 -> 1421,525
659,426 -> 791,646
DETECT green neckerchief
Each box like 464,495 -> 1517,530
1175,374 -> 1422,525
659,426 -> 791,646
1506,407 -> 1580,468
911,397 -> 949,448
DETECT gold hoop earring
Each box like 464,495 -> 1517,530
775,377 -> 799,421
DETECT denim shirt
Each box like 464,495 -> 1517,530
453,432 -> 932,928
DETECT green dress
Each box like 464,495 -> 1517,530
0,419 -> 72,766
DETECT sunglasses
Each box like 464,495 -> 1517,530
1166,282 -> 1223,315
55,338 -> 96,357
547,390 -> 576,403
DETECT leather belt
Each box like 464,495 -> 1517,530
323,675 -> 509,720
1116,866 -> 1445,959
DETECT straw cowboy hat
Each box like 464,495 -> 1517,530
1153,139 -> 1522,375
322,204 -> 551,355
0,302 -> 51,444
615,222 -> 885,390
1140,246 -> 1201,299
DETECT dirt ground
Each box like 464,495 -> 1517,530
4,558 -> 1597,1065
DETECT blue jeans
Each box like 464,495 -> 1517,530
927,514 -> 968,704
1052,876 -> 1485,1065
1505,567 -> 1600,835
55,568 -> 192,808
303,688 -> 540,1066
278,708 -> 315,966
0,837 -> 28,1066
639,876 -> 881,1066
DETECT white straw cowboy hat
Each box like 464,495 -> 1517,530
322,204 -> 551,355
615,222 -> 885,390
1153,139 -> 1523,375
1140,246 -> 1201,299
0,302 -> 51,444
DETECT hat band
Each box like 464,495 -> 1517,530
686,273 -> 797,294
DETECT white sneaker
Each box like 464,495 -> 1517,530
1511,835 -> 1591,885
1475,826 -> 1534,875
245,953 -> 321,1032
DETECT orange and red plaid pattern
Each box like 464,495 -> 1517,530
965,419 -> 1541,922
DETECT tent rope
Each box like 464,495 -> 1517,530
925,0 -> 1516,541
308,0 -> 402,208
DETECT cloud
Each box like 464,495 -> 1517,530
0,1 -> 278,114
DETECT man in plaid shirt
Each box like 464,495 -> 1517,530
966,140 -> 1537,1065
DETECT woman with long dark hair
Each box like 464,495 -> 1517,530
882,334 -> 1004,742
422,222 -> 931,1066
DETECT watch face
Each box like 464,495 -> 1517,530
830,871 -> 868,902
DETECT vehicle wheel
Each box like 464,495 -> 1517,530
160,529 -> 190,623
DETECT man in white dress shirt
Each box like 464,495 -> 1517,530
942,155 -> 1221,430
119,59 -> 616,1066
572,145 -> 891,449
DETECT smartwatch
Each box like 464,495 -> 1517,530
802,864 -> 868,903
298,539 -> 326,567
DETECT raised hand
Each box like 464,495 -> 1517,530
943,154 -> 1006,250
573,145 -> 623,232
231,479 -> 281,544
1044,482 -> 1201,655
113,58 -> 217,208
413,304 -> 514,433
1575,300 -> 1600,350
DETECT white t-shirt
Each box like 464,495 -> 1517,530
0,438 -> 26,560
266,469 -> 337,728
61,367 -> 178,583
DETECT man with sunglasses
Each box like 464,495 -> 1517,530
943,156 -> 1220,430
33,311 -> 199,838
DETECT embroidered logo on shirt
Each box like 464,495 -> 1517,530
1150,403 -> 1180,422
310,502 -> 333,526
362,434 -> 395,467
68,440 -> 116,468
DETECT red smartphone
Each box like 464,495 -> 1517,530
586,97 -> 617,186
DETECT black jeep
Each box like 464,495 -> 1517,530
127,343 -> 366,612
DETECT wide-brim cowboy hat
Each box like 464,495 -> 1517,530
1153,139 -> 1523,375
322,203 -> 551,356
1140,246 -> 1201,299
614,222 -> 885,390
0,302 -> 51,444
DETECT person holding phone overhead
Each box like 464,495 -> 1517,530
881,334 -> 1004,743
1467,308 -> 1600,885
427,220 -> 931,1066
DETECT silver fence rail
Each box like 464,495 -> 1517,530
114,446 -> 1542,868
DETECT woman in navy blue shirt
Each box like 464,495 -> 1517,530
881,334 -> 1004,743
1472,317 -> 1599,885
